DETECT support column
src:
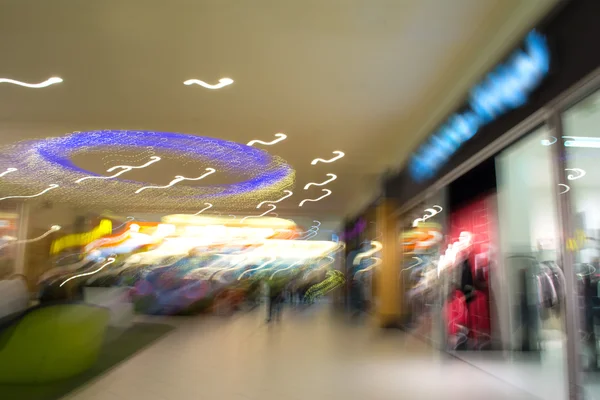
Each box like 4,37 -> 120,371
375,199 -> 402,328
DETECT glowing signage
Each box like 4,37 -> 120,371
410,30 -> 550,181
50,219 -> 113,255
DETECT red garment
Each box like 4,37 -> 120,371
468,290 -> 490,344
445,290 -> 468,335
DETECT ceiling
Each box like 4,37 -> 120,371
0,0 -> 557,218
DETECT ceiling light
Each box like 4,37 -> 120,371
135,168 -> 216,194
256,190 -> 293,208
241,204 -> 277,222
76,156 -> 161,183
0,76 -> 63,88
0,184 -> 59,201
0,167 -> 17,178
183,77 -> 234,89
304,174 -> 337,190
311,151 -> 345,165
299,189 -> 332,207
566,168 -> 586,180
247,133 -> 287,147
193,203 -> 213,216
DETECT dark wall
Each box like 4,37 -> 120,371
448,157 -> 497,210
385,0 -> 600,207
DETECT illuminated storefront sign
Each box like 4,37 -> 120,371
50,219 -> 112,255
410,30 -> 550,181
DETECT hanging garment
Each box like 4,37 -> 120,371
468,290 -> 491,349
445,290 -> 468,350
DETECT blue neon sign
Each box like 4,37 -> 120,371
409,30 -> 550,181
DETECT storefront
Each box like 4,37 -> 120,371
384,1 -> 600,398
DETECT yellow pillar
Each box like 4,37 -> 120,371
375,199 -> 402,328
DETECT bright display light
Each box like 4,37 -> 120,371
0,130 -> 294,211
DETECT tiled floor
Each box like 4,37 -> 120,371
62,306 -> 538,400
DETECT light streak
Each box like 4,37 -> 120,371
354,257 -> 382,277
310,151 -> 344,165
563,136 -> 600,148
559,183 -> 570,194
0,225 -> 61,250
303,174 -> 337,190
183,77 -> 234,89
0,76 -> 63,88
256,190 -> 293,208
270,260 -> 302,279
353,241 -> 383,265
299,189 -> 331,207
59,257 -> 116,287
193,203 -> 213,215
566,168 -> 586,181
135,168 -> 215,193
541,136 -> 557,146
0,184 -> 59,201
237,256 -> 276,280
241,204 -> 277,222
113,216 -> 134,231
0,168 -> 17,178
412,205 -> 443,227
76,156 -> 161,183
247,133 -> 287,147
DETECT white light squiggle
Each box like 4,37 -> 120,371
303,174 -> 337,190
559,184 -> 570,194
238,256 -> 276,280
76,156 -> 161,183
0,225 -> 61,250
353,241 -> 383,266
241,204 -> 277,222
247,133 -> 287,147
59,257 -> 115,287
0,184 -> 59,201
299,189 -> 332,207
566,168 -> 586,180
0,76 -> 63,88
354,257 -> 382,277
412,205 -> 443,227
135,168 -> 216,193
311,151 -> 345,165
0,168 -> 17,178
270,260 -> 302,279
113,216 -> 134,231
541,136 -> 557,146
193,203 -> 213,215
183,77 -> 234,89
256,190 -> 293,208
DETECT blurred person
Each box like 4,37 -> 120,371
266,277 -> 284,322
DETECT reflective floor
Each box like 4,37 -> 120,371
62,305 -> 537,400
